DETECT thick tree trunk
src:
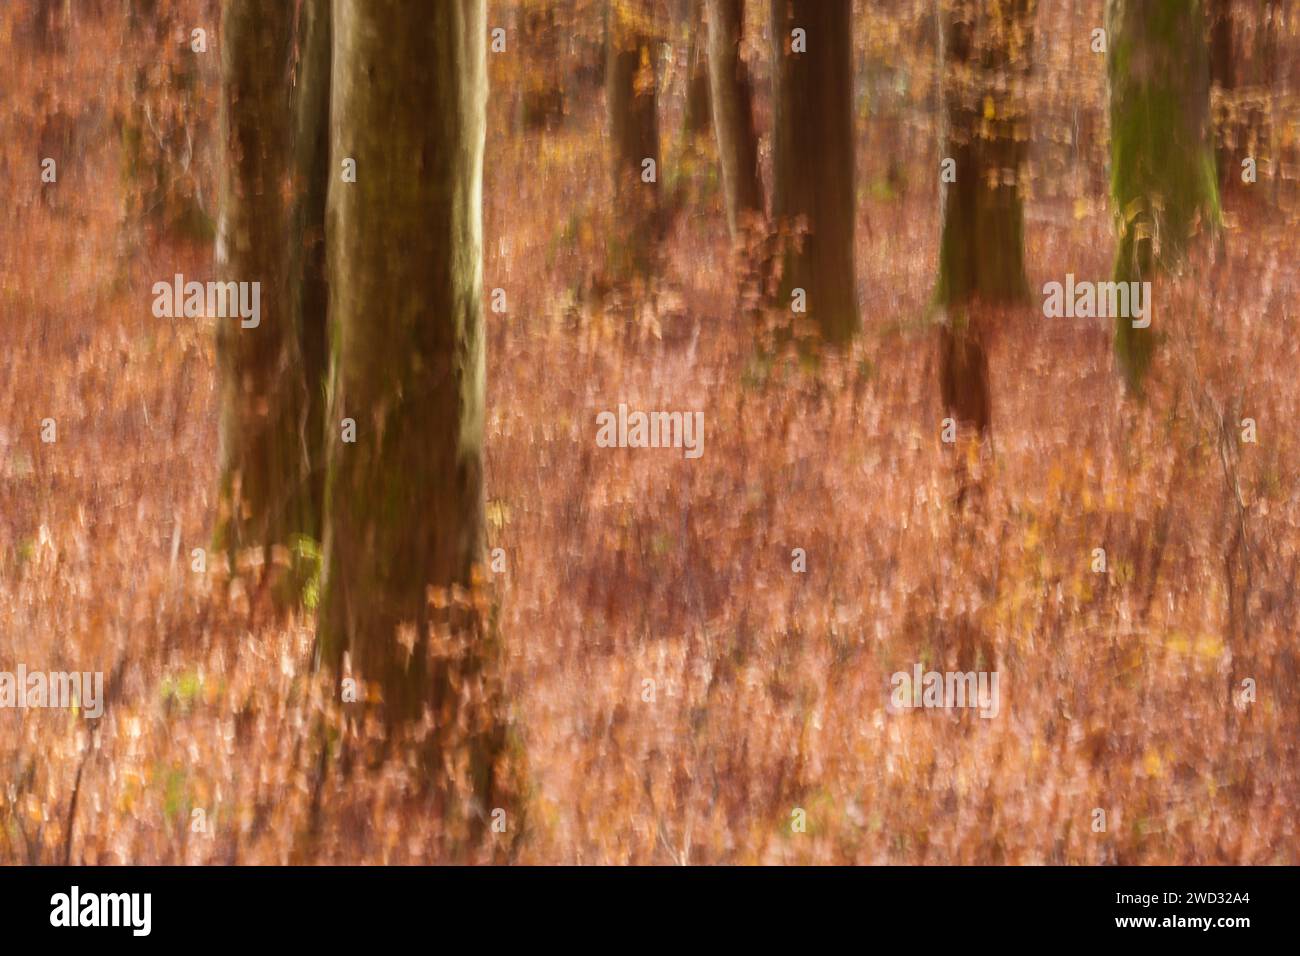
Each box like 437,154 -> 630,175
607,0 -> 662,274
706,0 -> 763,239
319,0 -> 491,742
1107,0 -> 1220,389
770,0 -> 859,344
215,1 -> 311,559
935,0 -> 1035,307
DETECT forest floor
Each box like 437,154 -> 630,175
3,6 -> 1299,864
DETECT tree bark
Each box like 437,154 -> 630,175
1262,0 -> 1282,207
215,1 -> 311,559
607,0 -> 662,274
30,0 -> 67,53
934,0 -> 1034,439
770,0 -> 859,344
1208,0 -> 1236,194
293,0 -> 332,534
706,0 -> 763,239
1107,0 -> 1220,389
319,0 -> 490,733
521,0 -> 565,129
682,0 -> 713,140
1209,0 -> 1234,91
935,0 -> 1035,307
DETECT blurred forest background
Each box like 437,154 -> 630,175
2,0 -> 1299,864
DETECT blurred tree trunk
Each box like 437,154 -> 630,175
1107,0 -> 1221,390
1209,0 -> 1236,194
522,0 -> 565,129
682,0 -> 712,140
293,0 -> 332,536
770,0 -> 859,344
214,1 -> 311,560
1208,0 -> 1234,103
935,0 -> 1035,307
934,0 -> 1034,441
706,0 -> 763,239
607,0 -> 662,274
1261,0 -> 1283,208
319,0 -> 492,743
30,0 -> 67,53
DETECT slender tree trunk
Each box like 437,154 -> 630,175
1107,0 -> 1220,390
215,1 -> 311,560
935,0 -> 1035,306
682,0 -> 712,140
293,0 -> 332,534
934,0 -> 1034,441
521,0 -> 565,129
1261,0 -> 1282,208
607,0 -> 662,274
770,0 -> 859,343
320,0 -> 492,748
706,0 -> 763,239
1209,0 -> 1236,194
31,0 -> 66,53
1208,0 -> 1234,101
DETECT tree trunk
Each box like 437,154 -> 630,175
770,0 -> 859,344
1262,0 -> 1282,208
319,0 -> 491,738
215,1 -> 311,560
521,0 -> 565,129
293,0 -> 332,535
607,0 -> 662,274
682,0 -> 713,140
706,0 -> 763,239
30,0 -> 67,53
1208,0 -> 1234,96
935,0 -> 1035,307
934,0 -> 1034,439
1209,0 -> 1236,194
1107,0 -> 1220,389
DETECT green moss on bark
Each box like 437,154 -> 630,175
1107,0 -> 1221,390
214,1 -> 313,561
935,0 -> 1035,307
